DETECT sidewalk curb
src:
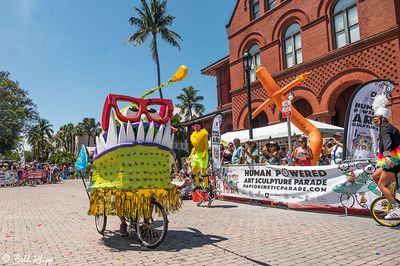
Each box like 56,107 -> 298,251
218,195 -> 370,216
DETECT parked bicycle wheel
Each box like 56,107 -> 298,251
136,201 -> 168,248
370,196 -> 400,227
95,211 -> 107,235
340,193 -> 355,208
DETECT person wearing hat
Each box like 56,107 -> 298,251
260,143 -> 271,163
268,141 -> 281,165
371,94 -> 400,219
327,132 -> 344,165
241,139 -> 259,164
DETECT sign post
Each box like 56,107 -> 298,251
283,94 -> 293,165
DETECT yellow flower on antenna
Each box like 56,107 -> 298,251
141,65 -> 189,98
168,65 -> 188,83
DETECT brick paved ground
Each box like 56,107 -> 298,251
1,180 -> 400,266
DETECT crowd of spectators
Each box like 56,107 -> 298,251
0,161 -> 78,184
221,131 -> 345,166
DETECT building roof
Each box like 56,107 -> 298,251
182,107 -> 232,126
221,120 -> 344,143
201,56 -> 229,76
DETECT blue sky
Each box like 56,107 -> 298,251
0,0 -> 236,131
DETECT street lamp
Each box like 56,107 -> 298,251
243,50 -> 254,139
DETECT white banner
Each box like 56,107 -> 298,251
16,144 -> 25,168
0,170 -> 18,185
211,114 -> 223,169
344,80 -> 395,160
219,160 -> 380,209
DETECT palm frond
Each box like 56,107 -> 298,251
128,16 -> 143,27
128,29 -> 150,46
158,15 -> 174,27
160,28 -> 181,49
194,95 -> 204,101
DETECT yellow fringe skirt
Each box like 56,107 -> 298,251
88,187 -> 182,219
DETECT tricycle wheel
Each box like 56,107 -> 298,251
136,201 -> 168,249
95,212 -> 107,235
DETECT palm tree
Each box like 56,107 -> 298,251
27,118 -> 53,162
56,123 -> 77,153
54,127 -> 68,152
176,86 -> 205,121
65,123 -> 76,153
171,113 -> 185,140
73,124 -> 82,153
78,118 -> 101,146
128,0 -> 182,98
27,126 -> 41,161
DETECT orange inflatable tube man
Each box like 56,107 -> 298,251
253,67 -> 322,165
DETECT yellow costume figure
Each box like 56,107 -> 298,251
188,124 -> 209,190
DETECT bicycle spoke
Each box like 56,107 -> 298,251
148,223 -> 154,244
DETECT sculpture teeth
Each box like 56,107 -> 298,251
145,122 -> 155,142
136,121 -> 145,142
118,123 -> 127,144
106,110 -> 118,147
154,125 -> 164,144
126,122 -> 135,142
96,136 -> 105,154
97,117 -> 174,151
170,133 -> 175,149
99,134 -> 107,148
161,120 -> 171,147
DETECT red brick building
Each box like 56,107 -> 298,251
202,0 -> 400,131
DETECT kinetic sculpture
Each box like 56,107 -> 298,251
87,66 -> 188,219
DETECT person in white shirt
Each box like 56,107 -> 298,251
327,132 -> 344,165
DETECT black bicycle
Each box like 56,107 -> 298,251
95,200 -> 168,248
81,172 -> 168,249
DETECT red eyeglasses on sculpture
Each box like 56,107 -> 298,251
101,94 -> 173,131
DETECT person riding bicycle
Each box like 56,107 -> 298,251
187,123 -> 209,192
371,94 -> 400,219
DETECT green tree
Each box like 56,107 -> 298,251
78,118 -> 101,146
57,123 -> 79,153
176,86 -> 205,121
171,113 -> 185,140
128,0 -> 182,98
27,118 -> 54,162
0,71 -> 38,154
54,128 -> 68,152
48,150 -> 75,165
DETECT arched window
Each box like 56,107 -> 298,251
265,0 -> 277,11
284,23 -> 302,68
248,44 -> 261,82
333,0 -> 360,48
251,0 -> 260,20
